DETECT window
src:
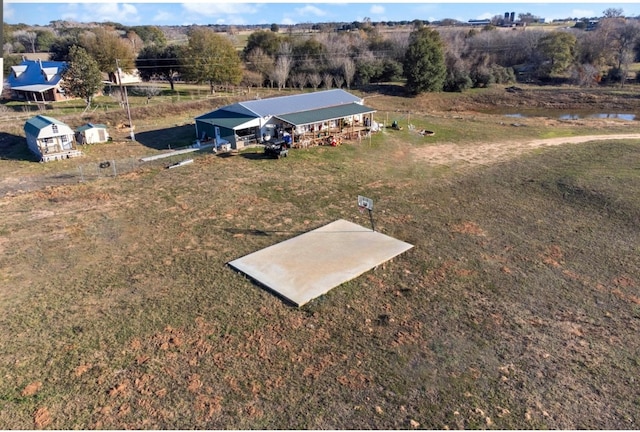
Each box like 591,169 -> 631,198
51,124 -> 58,134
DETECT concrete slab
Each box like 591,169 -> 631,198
228,219 -> 414,306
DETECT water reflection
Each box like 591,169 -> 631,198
502,112 -> 636,121
559,113 -> 636,121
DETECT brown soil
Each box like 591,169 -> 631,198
412,133 -> 640,166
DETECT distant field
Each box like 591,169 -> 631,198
0,88 -> 639,429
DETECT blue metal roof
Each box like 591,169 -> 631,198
8,60 -> 66,90
228,89 -> 363,117
195,90 -> 369,131
195,108 -> 258,130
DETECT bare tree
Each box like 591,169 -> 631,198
273,56 -> 292,90
570,63 -> 601,87
246,47 -> 275,87
342,57 -> 356,89
334,75 -> 344,89
322,73 -> 333,89
14,30 -> 38,53
308,72 -> 322,90
273,42 -> 293,90
603,7 -> 624,18
290,73 -> 308,90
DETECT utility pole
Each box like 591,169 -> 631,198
116,59 -> 135,141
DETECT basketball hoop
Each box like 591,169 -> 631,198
357,195 -> 375,231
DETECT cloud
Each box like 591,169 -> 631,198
82,3 -> 140,24
4,5 -> 15,21
293,5 -> 327,17
181,2 -> 260,17
571,8 -> 596,18
280,4 -> 328,25
476,12 -> 497,20
152,10 -> 175,23
370,5 -> 385,15
178,2 -> 262,24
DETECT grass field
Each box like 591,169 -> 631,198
0,87 -> 639,429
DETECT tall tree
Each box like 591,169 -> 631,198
403,27 -> 446,94
342,57 -> 356,89
60,45 -> 103,110
35,29 -> 57,52
80,28 -> 136,83
136,44 -> 183,91
184,27 -> 243,93
129,25 -> 167,47
243,30 -> 282,58
49,35 -> 77,61
536,31 -> 577,77
610,20 -> 640,86
272,41 -> 292,90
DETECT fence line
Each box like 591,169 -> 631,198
0,152 -> 202,197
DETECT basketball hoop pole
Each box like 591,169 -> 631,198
368,208 -> 375,232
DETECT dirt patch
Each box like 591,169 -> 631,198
411,133 -> 640,166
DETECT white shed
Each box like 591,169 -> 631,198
75,123 -> 110,144
24,115 -> 82,162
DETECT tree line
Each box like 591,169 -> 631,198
3,9 -> 640,107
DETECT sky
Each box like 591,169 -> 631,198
4,1 -> 640,27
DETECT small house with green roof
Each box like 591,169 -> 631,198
24,115 -> 82,162
75,123 -> 110,145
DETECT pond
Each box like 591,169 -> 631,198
499,110 -> 637,121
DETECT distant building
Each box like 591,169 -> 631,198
468,19 -> 492,26
111,68 -> 141,85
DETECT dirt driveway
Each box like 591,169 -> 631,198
411,133 -> 640,166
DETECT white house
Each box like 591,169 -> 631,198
75,123 -> 110,144
24,115 -> 82,162
194,89 -> 377,150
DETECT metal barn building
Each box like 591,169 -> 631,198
194,89 -> 376,150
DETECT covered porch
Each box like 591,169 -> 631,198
275,103 -> 377,148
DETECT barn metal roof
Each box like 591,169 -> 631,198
11,84 -> 57,92
229,89 -> 363,117
8,60 -> 65,89
194,90 -> 373,131
24,115 -> 72,137
275,103 -> 376,126
195,108 -> 259,130
76,123 -> 108,132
